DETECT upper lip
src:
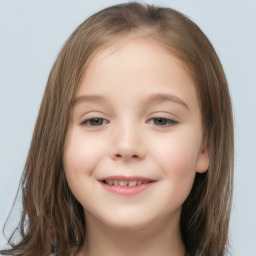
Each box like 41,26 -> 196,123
100,176 -> 155,182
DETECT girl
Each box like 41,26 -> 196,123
1,2 -> 234,256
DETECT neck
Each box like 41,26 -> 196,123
79,212 -> 185,256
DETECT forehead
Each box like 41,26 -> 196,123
79,37 -> 194,90
76,37 -> 200,112
86,37 -> 189,78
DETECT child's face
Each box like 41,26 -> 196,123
64,38 -> 209,232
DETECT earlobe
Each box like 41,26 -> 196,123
195,143 -> 209,174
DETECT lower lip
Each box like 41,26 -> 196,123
100,181 -> 156,196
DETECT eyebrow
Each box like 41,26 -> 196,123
72,95 -> 106,106
73,93 -> 189,110
143,93 -> 189,110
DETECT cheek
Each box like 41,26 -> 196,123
63,131 -> 107,206
151,129 -> 201,188
63,130 -> 105,205
64,130 -> 104,176
146,133 -> 199,217
163,145 -> 198,175
158,128 -> 201,171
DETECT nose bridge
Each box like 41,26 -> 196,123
110,118 -> 145,160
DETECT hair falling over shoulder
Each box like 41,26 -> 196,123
1,2 -> 234,256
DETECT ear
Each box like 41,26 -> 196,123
195,139 -> 209,173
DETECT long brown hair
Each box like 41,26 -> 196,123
1,2 -> 234,255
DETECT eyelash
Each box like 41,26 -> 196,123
81,117 -> 177,127
81,118 -> 108,127
147,117 -> 177,127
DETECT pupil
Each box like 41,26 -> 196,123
91,118 -> 102,125
155,118 -> 166,125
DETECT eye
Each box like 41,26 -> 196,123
147,118 -> 177,127
81,118 -> 108,126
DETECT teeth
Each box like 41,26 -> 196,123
119,181 -> 128,187
128,181 -> 137,187
105,180 -> 149,186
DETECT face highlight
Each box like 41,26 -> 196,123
63,38 -> 209,232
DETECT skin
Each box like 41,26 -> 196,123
63,37 -> 209,256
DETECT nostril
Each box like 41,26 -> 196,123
116,154 -> 139,159
115,154 -> 139,159
113,153 -> 141,160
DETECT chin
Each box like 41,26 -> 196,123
93,207 -> 177,234
109,218 -> 152,232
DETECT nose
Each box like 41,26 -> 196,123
109,122 -> 146,161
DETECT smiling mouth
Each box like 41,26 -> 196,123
100,177 -> 156,195
103,180 -> 151,187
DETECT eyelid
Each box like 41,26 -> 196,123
146,111 -> 179,127
146,117 -> 178,127
78,111 -> 179,128
78,111 -> 110,127
80,117 -> 109,127
78,111 -> 108,122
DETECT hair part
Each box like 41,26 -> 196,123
1,2 -> 233,256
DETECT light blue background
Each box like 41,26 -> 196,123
0,0 -> 255,255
